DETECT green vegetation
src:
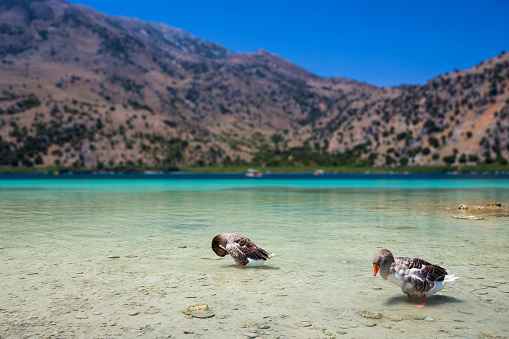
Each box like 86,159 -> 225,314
127,99 -> 153,113
2,162 -> 508,175
3,93 -> 41,114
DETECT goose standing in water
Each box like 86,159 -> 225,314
212,233 -> 274,268
372,249 -> 459,308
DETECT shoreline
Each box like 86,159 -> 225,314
0,163 -> 508,177
0,172 -> 509,181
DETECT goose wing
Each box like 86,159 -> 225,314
226,235 -> 270,265
398,257 -> 448,294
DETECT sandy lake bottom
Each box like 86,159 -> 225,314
1,176 -> 508,338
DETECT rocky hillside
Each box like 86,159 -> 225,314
0,0 -> 508,170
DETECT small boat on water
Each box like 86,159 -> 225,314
314,169 -> 324,176
245,169 -> 263,177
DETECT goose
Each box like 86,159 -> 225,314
372,249 -> 459,308
211,233 -> 274,267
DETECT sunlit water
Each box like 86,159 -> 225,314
1,174 -> 508,338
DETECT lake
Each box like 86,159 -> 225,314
1,173 -> 508,338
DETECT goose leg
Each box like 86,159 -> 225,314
412,295 -> 426,308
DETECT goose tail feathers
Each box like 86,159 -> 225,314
444,274 -> 460,282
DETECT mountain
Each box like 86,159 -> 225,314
0,0 -> 508,171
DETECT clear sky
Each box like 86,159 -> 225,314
68,0 -> 509,87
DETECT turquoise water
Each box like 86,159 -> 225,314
1,174 -> 508,338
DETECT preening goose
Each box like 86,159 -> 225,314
212,233 -> 274,268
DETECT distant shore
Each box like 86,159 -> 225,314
0,164 -> 508,176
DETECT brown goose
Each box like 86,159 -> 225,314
211,233 -> 274,267
373,249 -> 459,308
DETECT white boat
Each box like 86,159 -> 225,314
245,169 -> 263,177
314,169 -> 324,176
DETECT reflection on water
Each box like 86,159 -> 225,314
0,176 -> 508,337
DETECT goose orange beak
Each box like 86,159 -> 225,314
373,264 -> 379,276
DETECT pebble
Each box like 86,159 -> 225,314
107,255 -> 120,259
451,215 -> 484,220
386,315 -> 403,321
181,304 -> 215,318
178,246 -> 187,248
424,317 -> 434,322
292,321 -> 312,328
125,255 -> 137,258
358,310 -> 383,319
459,310 -> 473,314
258,325 -> 270,329
183,329 -> 193,334
482,283 -> 498,288
243,333 -> 259,338
362,320 -> 376,327
129,312 -> 139,316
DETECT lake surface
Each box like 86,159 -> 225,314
1,174 -> 508,338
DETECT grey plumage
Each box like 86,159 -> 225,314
372,248 -> 458,306
211,233 -> 274,266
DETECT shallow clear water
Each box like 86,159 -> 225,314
1,174 -> 508,338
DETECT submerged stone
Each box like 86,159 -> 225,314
181,304 -> 215,318
451,215 -> 485,220
292,321 -> 312,328
362,320 -> 377,327
358,310 -> 383,319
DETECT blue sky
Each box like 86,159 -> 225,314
69,0 -> 509,87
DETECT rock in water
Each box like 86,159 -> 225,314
181,304 -> 215,318
451,215 -> 485,220
358,310 -> 383,319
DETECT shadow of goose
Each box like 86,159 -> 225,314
384,294 -> 463,307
